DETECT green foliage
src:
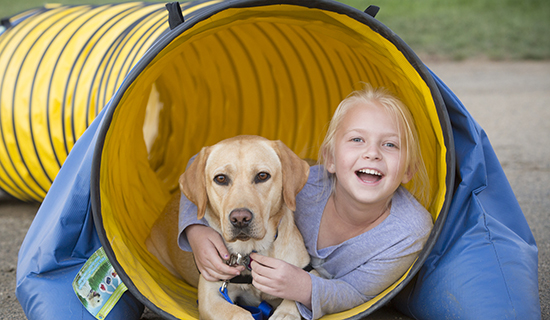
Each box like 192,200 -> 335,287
1,0 -> 548,60
344,0 -> 550,60
0,0 -> 135,17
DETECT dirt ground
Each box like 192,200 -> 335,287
1,60 -> 549,319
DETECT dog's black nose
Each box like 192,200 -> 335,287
229,209 -> 253,229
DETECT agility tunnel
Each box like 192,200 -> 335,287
12,1 -> 540,319
0,2 -> 179,202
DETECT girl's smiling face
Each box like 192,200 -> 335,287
327,101 -> 413,210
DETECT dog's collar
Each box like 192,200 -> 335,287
228,263 -> 314,284
225,252 -> 313,284
229,274 -> 254,284
225,252 -> 253,284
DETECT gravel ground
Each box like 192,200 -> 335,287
1,60 -> 548,319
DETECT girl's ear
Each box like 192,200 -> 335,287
321,147 -> 336,173
402,164 -> 416,184
327,162 -> 336,173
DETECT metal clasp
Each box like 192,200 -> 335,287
227,253 -> 243,267
221,280 -> 228,293
226,252 -> 251,270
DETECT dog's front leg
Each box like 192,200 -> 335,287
198,277 -> 255,320
269,298 -> 301,320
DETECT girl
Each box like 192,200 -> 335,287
179,84 -> 433,319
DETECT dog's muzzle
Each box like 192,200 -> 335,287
229,208 -> 253,229
229,208 -> 254,240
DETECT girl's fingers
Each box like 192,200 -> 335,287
249,252 -> 277,268
250,259 -> 273,278
201,264 -> 241,281
216,262 -> 243,278
196,252 -> 243,281
200,269 -> 219,282
211,236 -> 230,261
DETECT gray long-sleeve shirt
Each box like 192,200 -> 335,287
178,165 -> 433,319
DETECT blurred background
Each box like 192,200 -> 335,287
1,0 -> 549,61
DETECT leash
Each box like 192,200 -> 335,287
220,253 -> 273,320
219,281 -> 273,320
220,253 -> 273,319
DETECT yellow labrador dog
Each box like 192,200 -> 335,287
147,135 -> 311,320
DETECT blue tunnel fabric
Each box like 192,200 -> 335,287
392,71 -> 540,319
15,70 -> 540,319
15,103 -> 145,320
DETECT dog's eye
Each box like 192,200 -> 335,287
254,172 -> 271,183
214,174 -> 229,185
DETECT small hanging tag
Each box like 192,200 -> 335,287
72,247 -> 128,320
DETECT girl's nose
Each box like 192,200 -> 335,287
363,146 -> 382,160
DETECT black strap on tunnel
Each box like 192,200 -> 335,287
364,5 -> 380,18
1,18 -> 11,29
166,2 -> 184,30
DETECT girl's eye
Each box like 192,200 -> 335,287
351,137 -> 363,142
214,174 -> 229,185
384,142 -> 398,148
254,172 -> 271,183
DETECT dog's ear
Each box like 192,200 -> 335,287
273,140 -> 310,212
179,147 -> 210,220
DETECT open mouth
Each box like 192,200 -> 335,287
356,168 -> 383,183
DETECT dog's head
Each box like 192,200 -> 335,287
180,135 -> 309,248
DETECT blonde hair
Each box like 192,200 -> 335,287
319,83 -> 430,208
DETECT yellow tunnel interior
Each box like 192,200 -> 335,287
96,3 -> 448,319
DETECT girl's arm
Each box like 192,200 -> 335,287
249,253 -> 368,320
185,225 -> 243,281
302,272 -> 369,320
249,253 -> 312,308
249,238 -> 425,320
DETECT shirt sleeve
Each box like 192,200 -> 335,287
177,154 -> 209,251
298,241 -> 420,320
297,273 -> 369,320
177,191 -> 209,251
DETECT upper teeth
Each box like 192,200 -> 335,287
358,169 -> 381,176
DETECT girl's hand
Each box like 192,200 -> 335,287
249,253 -> 312,308
185,225 -> 245,281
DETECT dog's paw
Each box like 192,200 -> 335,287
199,306 -> 256,320
269,299 -> 301,320
269,311 -> 301,320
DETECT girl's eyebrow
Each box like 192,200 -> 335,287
344,128 -> 400,139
